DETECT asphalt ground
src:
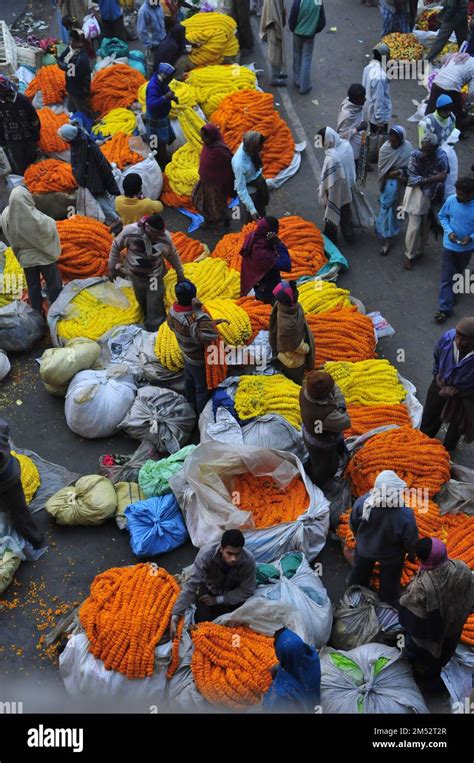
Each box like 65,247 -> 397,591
0,0 -> 473,712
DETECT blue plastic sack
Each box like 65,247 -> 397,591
127,58 -> 146,77
125,494 -> 189,557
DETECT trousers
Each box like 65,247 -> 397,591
427,10 -> 468,62
438,248 -> 473,315
183,361 -> 210,415
24,263 -> 62,314
130,274 -> 166,331
348,549 -> 404,606
404,211 -> 430,260
420,377 -> 463,451
0,477 -> 44,548
292,34 -> 315,94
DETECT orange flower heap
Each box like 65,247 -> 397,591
24,159 -> 77,194
56,216 -> 113,281
38,109 -> 70,154
191,623 -> 275,709
236,297 -> 272,336
26,65 -> 66,105
100,132 -> 142,170
345,404 -> 411,437
91,64 -> 146,117
169,232 -> 207,266
79,564 -> 180,679
345,425 -> 451,497
233,472 -> 309,528
306,307 -> 376,364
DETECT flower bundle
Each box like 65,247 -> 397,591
191,622 -> 275,709
380,33 -> 424,61
204,299 -> 252,346
166,143 -> 201,197
345,425 -> 451,497
24,159 -> 77,194
186,65 -> 257,118
182,12 -> 239,67
169,232 -> 208,266
91,64 -> 145,117
91,108 -> 137,139
298,280 -> 351,315
163,258 -> 240,310
25,64 -> 66,105
0,248 -> 25,307
205,338 -> 227,390
233,472 -> 309,528
57,286 -> 142,342
166,616 -> 184,679
38,108 -> 69,154
415,9 -> 441,31
100,132 -> 142,170
154,322 -> 184,371
79,564 -> 180,679
324,360 -> 407,406
56,216 -> 113,282
235,297 -> 272,336
11,452 -> 40,505
462,615 -> 474,646
160,174 -> 195,210
345,404 -> 411,437
210,90 -> 295,177
234,374 -> 301,429
306,307 -> 376,364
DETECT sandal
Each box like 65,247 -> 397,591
403,259 -> 412,270
434,311 -> 449,323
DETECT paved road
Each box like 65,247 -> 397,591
1,0 -> 28,27
0,0 -> 472,710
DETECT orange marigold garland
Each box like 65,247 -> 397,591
25,65 -> 66,105
205,338 -> 227,390
166,616 -> 185,679
233,472 -> 309,528
24,159 -> 77,194
160,174 -> 196,210
56,215 -> 113,281
79,563 -> 180,679
100,132 -> 142,169
345,404 -> 411,438
191,623 -> 276,709
345,425 -> 451,497
91,64 -> 146,117
235,297 -> 272,337
306,307 -> 376,364
169,232 -> 207,266
38,108 -> 70,154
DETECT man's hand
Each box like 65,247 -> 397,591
357,121 -> 368,133
266,232 -> 280,245
460,235 -> 472,246
199,594 -> 217,607
108,271 -> 117,282
448,232 -> 458,244
170,615 -> 179,639
214,318 -> 230,325
439,385 -> 459,397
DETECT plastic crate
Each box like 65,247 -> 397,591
0,20 -> 17,74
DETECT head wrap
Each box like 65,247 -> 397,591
419,537 -> 448,571
273,280 -> 296,307
374,42 -> 390,58
243,131 -> 264,170
361,470 -> 408,522
388,125 -> 406,143
421,132 -> 439,147
158,62 -> 175,79
58,124 -> 79,142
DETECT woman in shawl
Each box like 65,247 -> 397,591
399,537 -> 473,692
263,628 -> 321,713
269,280 -> 314,384
318,126 -> 357,245
348,470 -> 419,605
375,125 -> 413,256
232,130 -> 269,225
1,186 -> 62,315
239,216 -> 291,303
260,0 -> 287,87
192,124 -> 234,231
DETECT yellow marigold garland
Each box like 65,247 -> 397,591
234,374 -> 301,429
298,280 -> 351,314
91,108 -> 137,138
182,12 -> 239,67
56,285 -> 142,342
163,259 -> 240,310
324,360 -> 407,406
11,452 -> 40,505
155,322 -> 184,371
186,65 -> 257,118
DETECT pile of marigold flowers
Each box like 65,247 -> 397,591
345,404 -> 411,437
306,308 -> 376,364
191,622 -> 275,709
11,452 -> 40,505
205,338 -> 227,390
298,280 -> 351,314
204,299 -> 251,346
160,175 -> 195,211
91,64 -> 145,117
56,216 -> 112,281
163,258 -> 240,310
186,64 -> 257,118
345,425 -> 451,497
169,232 -> 208,267
25,64 -> 66,105
24,159 -> 77,194
155,322 -> 184,372
324,359 -> 407,406
234,374 -> 301,429
210,90 -> 295,178
182,12 -> 239,67
57,285 -> 142,342
233,472 -> 309,528
235,297 -> 272,337
100,132 -> 142,170
38,108 -> 70,154
79,564 -> 180,679
380,33 -> 424,61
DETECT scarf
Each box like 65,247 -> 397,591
337,97 -> 364,137
319,127 -> 355,227
269,301 -> 306,352
377,126 -> 413,188
260,0 -> 286,69
198,123 -> 234,195
239,217 -> 277,296
1,186 -> 60,263
263,629 -> 320,713
243,130 -> 264,171
361,470 -> 409,522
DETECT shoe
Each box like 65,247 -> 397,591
434,311 -> 450,323
380,243 -> 390,256
403,259 -> 412,270
299,87 -> 312,95
270,79 -> 287,87
278,72 -> 288,78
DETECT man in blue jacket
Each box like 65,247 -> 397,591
138,0 -> 167,76
98,0 -> 127,41
436,176 -> 474,323
145,62 -> 178,170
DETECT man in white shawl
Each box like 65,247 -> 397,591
337,84 -> 368,165
260,0 -> 287,86
1,187 -> 62,315
317,126 -> 356,244
348,470 -> 419,605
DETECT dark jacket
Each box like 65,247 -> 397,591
0,419 -> 21,492
172,542 -> 256,618
254,244 -> 291,304
70,132 -> 120,195
58,47 -> 91,98
167,300 -> 219,365
146,74 -> 172,119
0,93 -> 40,144
299,383 -> 351,447
350,491 -> 419,563
153,23 -> 187,68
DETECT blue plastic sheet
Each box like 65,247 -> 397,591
125,494 -> 189,557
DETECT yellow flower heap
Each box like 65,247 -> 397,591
91,108 -> 137,138
166,80 -> 206,197
11,452 -> 40,504
163,259 -> 240,310
298,280 -> 351,315
235,375 -> 301,429
186,65 -> 257,118
324,360 -> 407,405
182,12 -> 239,66
56,284 -> 143,342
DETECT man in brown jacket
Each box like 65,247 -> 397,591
299,370 -> 351,487
108,213 -> 184,331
